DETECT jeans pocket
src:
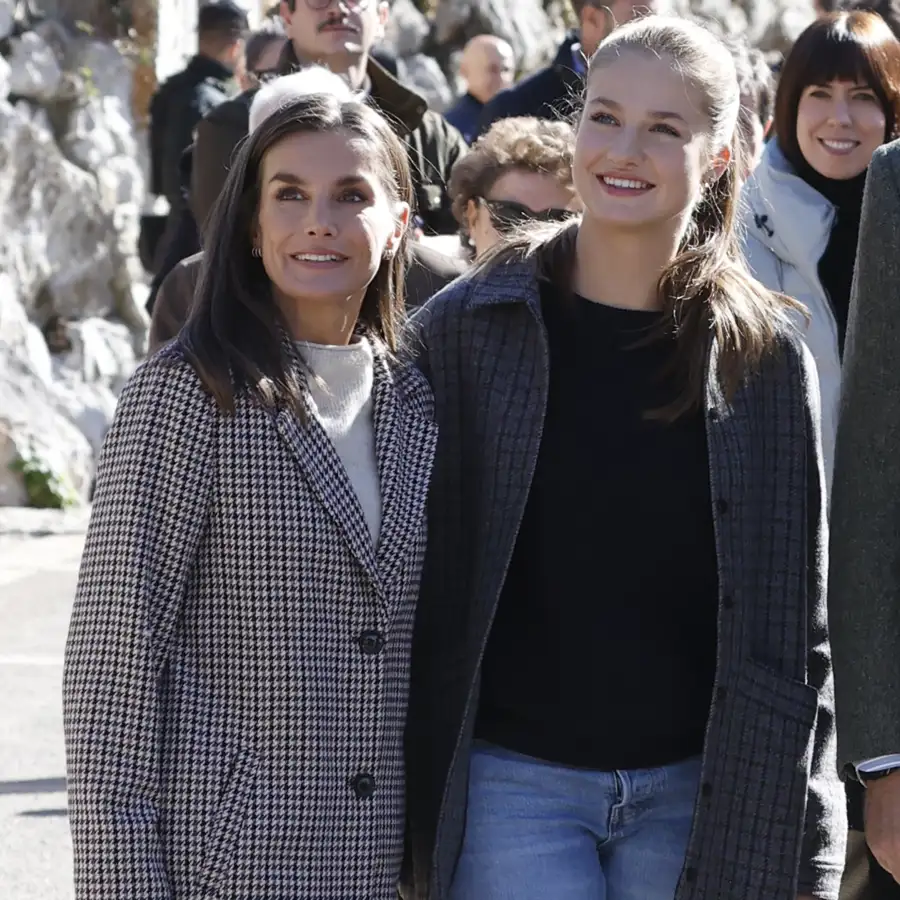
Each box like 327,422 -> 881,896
195,748 -> 259,897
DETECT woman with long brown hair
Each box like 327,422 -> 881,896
404,16 -> 843,900
63,69 -> 436,900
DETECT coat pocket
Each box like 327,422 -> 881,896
710,661 -> 818,899
195,748 -> 259,898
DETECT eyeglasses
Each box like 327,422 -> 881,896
303,0 -> 372,10
482,198 -> 574,232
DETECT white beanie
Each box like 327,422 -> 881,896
248,66 -> 362,132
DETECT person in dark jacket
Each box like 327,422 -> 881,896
146,1 -> 247,271
145,22 -> 289,314
476,0 -> 658,138
445,35 -> 515,143
149,57 -> 468,336
191,0 -> 467,237
145,146 -> 199,315
405,15 -> 844,900
830,139 -> 900,898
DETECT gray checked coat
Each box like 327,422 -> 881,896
63,339 -> 437,900
402,255 -> 846,900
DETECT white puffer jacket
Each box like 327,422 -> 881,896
740,140 -> 842,495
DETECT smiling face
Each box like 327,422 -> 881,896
574,50 -> 724,233
795,78 -> 886,179
279,0 -> 388,67
254,128 -> 407,319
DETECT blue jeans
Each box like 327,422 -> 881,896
449,741 -> 701,900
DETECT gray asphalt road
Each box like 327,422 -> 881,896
0,533 -> 83,900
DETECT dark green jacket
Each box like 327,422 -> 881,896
191,45 -> 467,235
149,54 -> 236,210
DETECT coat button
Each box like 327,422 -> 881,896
701,781 -> 713,798
358,630 -> 385,656
708,408 -> 719,421
722,594 -> 734,610
684,865 -> 698,882
352,773 -> 376,799
716,497 -> 729,514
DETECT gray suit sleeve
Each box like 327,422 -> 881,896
829,143 -> 900,767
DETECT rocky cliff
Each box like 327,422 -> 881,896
1,0 -> 147,507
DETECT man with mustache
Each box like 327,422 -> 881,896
147,0 -> 468,350
191,0 -> 467,238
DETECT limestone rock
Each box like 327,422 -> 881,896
62,93 -> 145,254
0,275 -> 52,388
46,317 -> 138,455
0,281 -> 92,508
69,37 -> 134,112
7,31 -> 63,101
0,100 -> 122,320
432,0 -> 561,76
398,54 -> 454,113
382,0 -> 430,58
0,53 -> 10,103
0,354 -> 93,508
50,372 -> 118,457
0,0 -> 13,40
57,317 -> 138,395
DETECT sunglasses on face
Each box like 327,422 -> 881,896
303,0 -> 371,10
481,198 -> 574,232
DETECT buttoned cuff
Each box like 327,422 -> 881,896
856,754 -> 900,776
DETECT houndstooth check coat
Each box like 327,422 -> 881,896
63,339 -> 437,900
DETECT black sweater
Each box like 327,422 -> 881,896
475,284 -> 720,771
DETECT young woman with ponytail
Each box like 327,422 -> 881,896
403,16 -> 844,900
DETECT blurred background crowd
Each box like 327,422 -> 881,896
1,0 -> 896,509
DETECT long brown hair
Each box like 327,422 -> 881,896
182,93 -> 414,414
481,16 -> 799,421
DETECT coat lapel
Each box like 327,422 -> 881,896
371,345 -> 438,591
271,339 -> 381,593
270,336 -> 437,605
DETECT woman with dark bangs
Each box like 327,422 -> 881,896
742,11 -> 900,494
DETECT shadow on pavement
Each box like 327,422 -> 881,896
17,808 -> 68,818
0,777 -> 67,795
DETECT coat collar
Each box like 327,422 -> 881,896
186,53 -> 235,83
552,31 -> 586,90
465,253 -> 544,311
743,140 -> 834,279
462,249 -> 730,419
272,334 -> 436,610
276,43 -> 428,134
